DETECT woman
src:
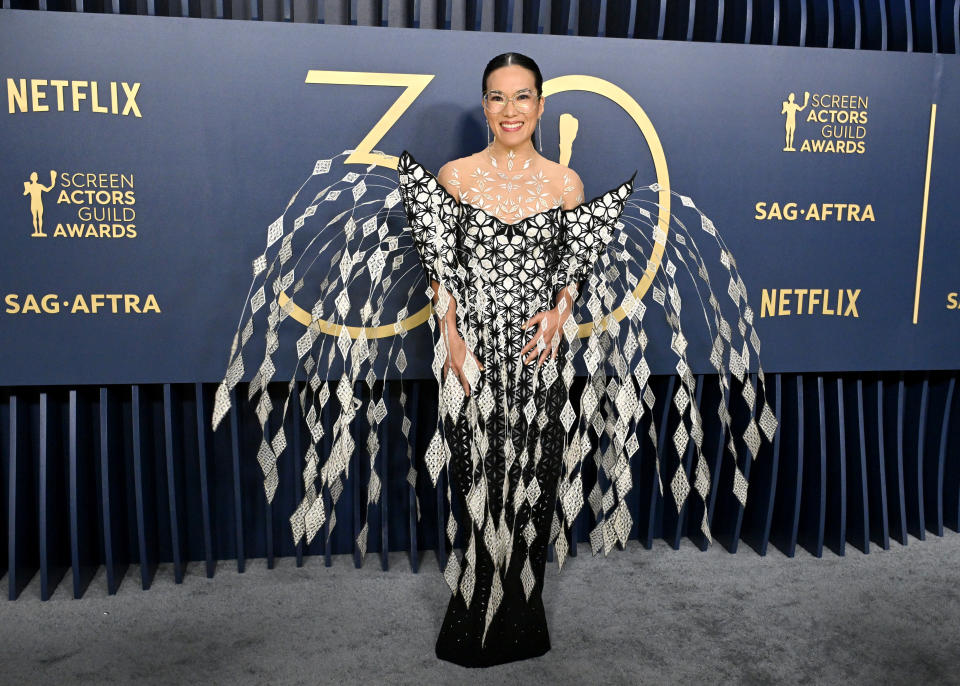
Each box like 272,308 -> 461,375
398,52 -> 634,667
215,50 -> 773,674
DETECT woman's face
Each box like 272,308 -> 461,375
483,64 -> 544,150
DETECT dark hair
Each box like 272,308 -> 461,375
482,52 -> 543,95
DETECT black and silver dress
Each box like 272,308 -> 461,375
398,150 -> 633,666
212,148 -> 777,670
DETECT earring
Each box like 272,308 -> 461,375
487,122 -> 491,147
537,118 -> 543,153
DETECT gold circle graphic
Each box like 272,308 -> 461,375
282,74 -> 671,339
542,75 -> 671,336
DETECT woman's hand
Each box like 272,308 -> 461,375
521,302 -> 572,366
444,326 -> 484,396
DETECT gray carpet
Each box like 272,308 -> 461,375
2,534 -> 959,685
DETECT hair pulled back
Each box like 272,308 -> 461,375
481,52 -> 544,95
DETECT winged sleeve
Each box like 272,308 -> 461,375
552,175 -> 635,291
397,151 -> 465,299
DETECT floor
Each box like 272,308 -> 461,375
2,533 -> 959,685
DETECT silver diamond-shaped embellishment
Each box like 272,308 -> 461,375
266,217 -> 283,247
554,532 -> 569,570
743,418 -> 762,460
670,465 -> 690,512
304,496 -> 326,543
560,401 -> 576,432
526,478 -> 541,507
733,465 -> 748,506
523,520 -> 537,548
673,423 -> 689,458
424,430 -> 444,485
460,562 -> 475,607
521,557 -> 535,599
759,403 -> 778,441
443,551 -> 461,594
589,522 -> 604,555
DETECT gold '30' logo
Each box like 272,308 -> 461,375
278,70 -> 671,339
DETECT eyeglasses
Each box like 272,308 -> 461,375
482,89 -> 539,114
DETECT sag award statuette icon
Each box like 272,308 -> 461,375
781,91 -> 810,152
23,170 -> 57,237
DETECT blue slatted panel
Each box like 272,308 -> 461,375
264,393 -> 276,570
290,384 -> 304,568
761,374 -> 783,552
798,0 -> 808,45
131,385 -> 158,589
0,391 -> 7,586
872,379 -> 891,549
795,375 -> 825,557
907,377 -> 930,539
943,377 -> 960,531
0,372 -> 957,597
945,0 -> 960,53
69,389 -> 98,598
379,381 -> 390,571
351,408 -> 362,568
825,0 -> 835,47
100,387 -> 127,595
712,376 -> 742,552
698,373 -> 732,551
716,375 -> 756,554
564,0 -> 576,34
8,393 -> 38,600
38,392 -> 67,600
890,379 -> 909,545
742,373 -> 780,555
825,377 -> 847,555
933,377 -> 955,534
753,0 -> 774,44
684,0 -> 696,41
643,375 -> 674,548
849,379 -> 871,553
320,398 -> 333,567
194,383 -> 216,577
229,389 -> 246,573
163,384 -> 185,582
914,0 -> 935,51
537,0 -> 549,33
772,375 -> 803,557
852,0 -> 863,49
771,0 -> 782,43
6,392 -> 18,599
888,0 -> 910,50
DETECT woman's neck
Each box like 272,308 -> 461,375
486,140 -> 538,168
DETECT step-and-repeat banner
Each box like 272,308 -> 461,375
1,9 -> 957,385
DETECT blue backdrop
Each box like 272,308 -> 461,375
1,9 -> 958,386
1,5 -> 958,606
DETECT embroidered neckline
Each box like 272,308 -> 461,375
398,150 -> 635,229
